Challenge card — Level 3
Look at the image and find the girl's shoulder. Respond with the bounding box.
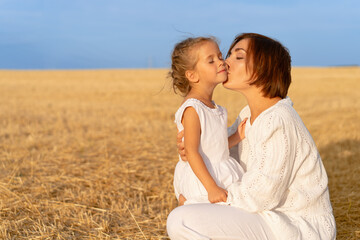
[174,98,204,125]
[176,98,224,114]
[175,98,202,117]
[174,98,226,125]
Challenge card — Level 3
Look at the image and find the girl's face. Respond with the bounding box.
[223,39,254,91]
[193,41,227,86]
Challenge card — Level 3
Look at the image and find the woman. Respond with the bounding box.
[167,33,336,239]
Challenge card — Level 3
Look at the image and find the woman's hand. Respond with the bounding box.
[177,131,187,161]
[178,194,187,206]
[208,185,228,203]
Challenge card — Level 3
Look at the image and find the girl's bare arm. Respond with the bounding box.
[228,118,247,149]
[182,107,227,203]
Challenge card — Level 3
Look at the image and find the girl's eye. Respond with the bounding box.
[209,60,214,63]
[236,57,244,60]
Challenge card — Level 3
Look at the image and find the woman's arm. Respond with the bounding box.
[176,131,186,161]
[182,107,228,203]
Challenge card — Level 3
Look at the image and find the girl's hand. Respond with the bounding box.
[237,118,248,141]
[177,131,187,161]
[178,194,187,206]
[208,185,228,203]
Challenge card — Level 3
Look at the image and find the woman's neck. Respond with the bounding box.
[244,89,282,125]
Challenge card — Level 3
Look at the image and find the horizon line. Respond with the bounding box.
[0,64,359,71]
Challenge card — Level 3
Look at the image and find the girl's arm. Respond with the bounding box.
[182,107,228,203]
[228,118,247,149]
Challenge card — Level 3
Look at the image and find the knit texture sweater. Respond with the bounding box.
[227,97,336,240]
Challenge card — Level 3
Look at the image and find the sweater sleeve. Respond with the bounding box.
[227,112,296,212]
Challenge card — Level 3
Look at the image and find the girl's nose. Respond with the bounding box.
[225,62,230,70]
[219,59,227,67]
[225,59,230,69]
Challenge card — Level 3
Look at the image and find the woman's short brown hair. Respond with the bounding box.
[227,33,291,98]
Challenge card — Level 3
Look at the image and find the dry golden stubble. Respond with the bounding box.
[0,67,359,239]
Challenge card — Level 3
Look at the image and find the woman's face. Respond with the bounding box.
[223,39,253,91]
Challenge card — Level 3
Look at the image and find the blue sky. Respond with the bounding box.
[0,0,359,69]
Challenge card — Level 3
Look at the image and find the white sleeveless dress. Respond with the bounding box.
[173,98,244,204]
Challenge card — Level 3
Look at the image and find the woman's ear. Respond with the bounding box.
[185,70,199,83]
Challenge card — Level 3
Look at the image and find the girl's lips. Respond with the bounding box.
[218,69,227,74]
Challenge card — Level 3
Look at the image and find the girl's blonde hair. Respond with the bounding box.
[169,37,217,96]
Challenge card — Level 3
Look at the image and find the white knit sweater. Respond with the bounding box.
[227,97,336,240]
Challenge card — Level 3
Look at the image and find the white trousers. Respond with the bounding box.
[167,203,276,240]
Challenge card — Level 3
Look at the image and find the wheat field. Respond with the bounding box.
[0,67,359,239]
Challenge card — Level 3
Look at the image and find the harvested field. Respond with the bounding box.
[0,67,359,239]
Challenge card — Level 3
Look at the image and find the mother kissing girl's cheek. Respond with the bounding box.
[168,33,336,240]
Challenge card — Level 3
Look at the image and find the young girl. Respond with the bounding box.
[169,37,246,204]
